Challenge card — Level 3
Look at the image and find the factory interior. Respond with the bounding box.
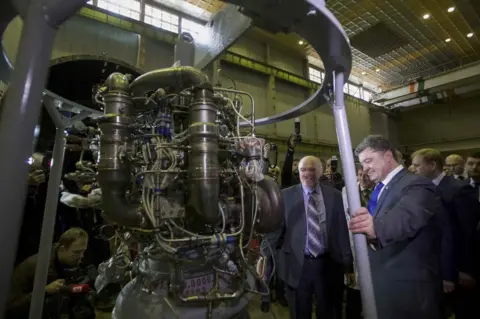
[1,0,480,318]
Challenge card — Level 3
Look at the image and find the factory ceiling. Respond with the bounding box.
[168,0,480,93]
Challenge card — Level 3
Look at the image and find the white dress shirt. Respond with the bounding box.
[378,165,404,199]
[469,177,480,201]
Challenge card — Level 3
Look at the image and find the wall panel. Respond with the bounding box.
[269,45,304,76]
[53,16,139,66]
[3,16,139,67]
[275,79,311,138]
[315,109,337,144]
[143,37,174,71]
[397,96,480,151]
[229,37,266,63]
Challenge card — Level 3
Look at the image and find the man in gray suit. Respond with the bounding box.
[262,156,353,319]
[350,135,443,319]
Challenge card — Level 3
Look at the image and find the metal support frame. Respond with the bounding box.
[0,1,87,316]
[28,101,66,319]
[193,3,252,70]
[333,72,377,319]
[375,61,480,106]
[27,98,95,319]
[174,32,195,67]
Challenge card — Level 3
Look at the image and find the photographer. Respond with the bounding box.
[325,156,345,191]
[281,118,302,189]
[16,152,51,265]
[8,227,96,319]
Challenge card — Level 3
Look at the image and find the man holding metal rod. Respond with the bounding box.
[350,135,443,319]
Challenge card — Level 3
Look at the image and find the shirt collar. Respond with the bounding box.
[470,178,477,187]
[302,183,320,195]
[381,165,404,186]
[432,172,445,186]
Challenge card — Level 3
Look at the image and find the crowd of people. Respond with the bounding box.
[261,134,480,319]
[10,131,480,319]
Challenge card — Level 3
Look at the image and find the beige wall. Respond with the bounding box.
[397,96,480,153]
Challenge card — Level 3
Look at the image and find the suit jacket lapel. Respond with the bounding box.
[374,170,407,218]
[294,184,307,249]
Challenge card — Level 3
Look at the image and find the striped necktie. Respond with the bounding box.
[307,191,326,256]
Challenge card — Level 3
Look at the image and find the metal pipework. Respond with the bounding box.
[187,88,220,224]
[97,72,144,227]
[214,87,255,135]
[129,66,212,96]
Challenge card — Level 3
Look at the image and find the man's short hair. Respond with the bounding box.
[411,148,443,171]
[58,227,88,248]
[468,152,480,159]
[293,158,300,163]
[354,135,397,161]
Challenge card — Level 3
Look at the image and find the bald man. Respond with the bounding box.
[445,154,466,180]
[262,156,353,319]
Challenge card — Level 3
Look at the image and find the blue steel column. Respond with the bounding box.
[0,0,87,317]
[332,71,378,319]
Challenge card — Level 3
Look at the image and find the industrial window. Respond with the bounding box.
[144,5,179,33]
[343,83,350,94]
[97,0,141,20]
[181,18,205,40]
[308,67,322,84]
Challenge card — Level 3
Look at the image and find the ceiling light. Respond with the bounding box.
[447,7,455,13]
[423,14,430,19]
[445,38,451,42]
[361,71,366,75]
[376,68,380,72]
[467,32,474,38]
[298,40,304,45]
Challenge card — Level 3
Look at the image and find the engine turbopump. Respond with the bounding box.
[89,67,283,319]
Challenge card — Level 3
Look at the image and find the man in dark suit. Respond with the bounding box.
[350,135,443,319]
[262,155,353,319]
[445,154,467,180]
[454,152,480,319]
[411,148,475,317]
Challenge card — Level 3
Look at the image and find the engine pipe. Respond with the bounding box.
[129,66,212,96]
[187,88,220,223]
[97,73,144,227]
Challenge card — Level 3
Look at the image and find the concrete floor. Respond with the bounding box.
[96,296,291,319]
